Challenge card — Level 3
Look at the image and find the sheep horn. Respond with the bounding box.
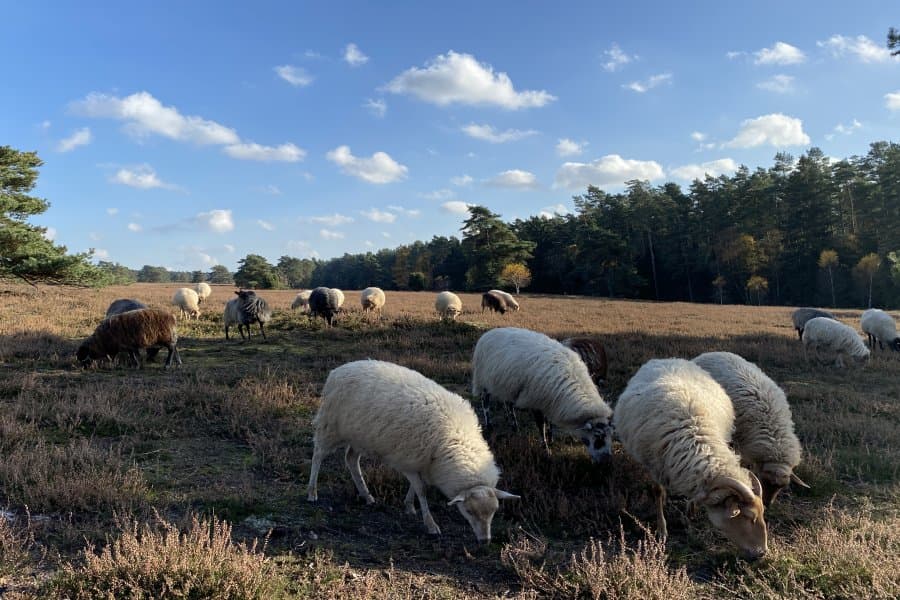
[790,472,811,489]
[710,476,757,504]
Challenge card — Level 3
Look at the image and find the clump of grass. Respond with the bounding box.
[49,512,287,600]
[0,510,39,581]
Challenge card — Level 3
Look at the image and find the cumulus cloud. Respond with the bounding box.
[257,219,274,231]
[275,65,314,86]
[602,43,635,72]
[343,43,369,66]
[387,204,421,217]
[110,165,179,190]
[56,127,92,152]
[756,74,795,94]
[486,169,539,189]
[462,123,538,143]
[724,113,810,148]
[825,118,862,140]
[360,208,396,223]
[127,222,142,232]
[754,41,806,65]
[224,244,235,253]
[326,145,408,183]
[304,213,354,226]
[441,201,473,214]
[623,73,672,93]
[320,228,345,240]
[554,155,665,190]
[539,203,570,219]
[670,158,739,180]
[223,142,305,162]
[818,34,894,63]
[451,174,473,186]
[197,209,234,233]
[384,50,556,109]
[364,98,387,117]
[556,138,585,157]
[691,131,707,142]
[885,91,900,111]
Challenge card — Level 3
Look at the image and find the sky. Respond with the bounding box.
[2,1,899,271]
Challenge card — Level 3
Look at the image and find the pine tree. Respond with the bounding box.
[461,206,534,290]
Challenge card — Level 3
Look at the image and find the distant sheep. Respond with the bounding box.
[802,316,869,368]
[615,358,767,559]
[692,351,808,505]
[307,360,520,543]
[860,308,900,351]
[791,307,835,340]
[105,299,148,318]
[223,290,272,340]
[194,282,212,304]
[291,290,312,312]
[309,287,342,327]
[560,337,608,386]
[471,327,613,462]
[481,291,508,315]
[360,287,386,314]
[435,291,462,320]
[172,288,201,320]
[77,308,182,369]
[489,290,519,311]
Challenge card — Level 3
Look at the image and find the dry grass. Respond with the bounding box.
[0,282,897,598]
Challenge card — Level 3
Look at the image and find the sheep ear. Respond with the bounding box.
[447,494,466,506]
[791,472,811,489]
[494,489,520,501]
[726,499,741,519]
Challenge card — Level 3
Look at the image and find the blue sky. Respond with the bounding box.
[3,1,899,271]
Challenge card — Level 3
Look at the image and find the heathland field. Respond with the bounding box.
[0,283,898,599]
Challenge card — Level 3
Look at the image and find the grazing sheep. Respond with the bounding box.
[471,327,613,463]
[692,351,808,505]
[333,289,345,310]
[194,282,212,304]
[309,287,342,327]
[105,298,148,318]
[291,290,312,312]
[802,316,869,368]
[223,290,272,340]
[860,308,900,351]
[307,360,520,542]
[360,287,386,314]
[77,308,182,369]
[435,291,463,321]
[560,337,608,386]
[172,288,201,320]
[791,307,836,340]
[481,291,508,315]
[615,358,767,559]
[489,290,519,311]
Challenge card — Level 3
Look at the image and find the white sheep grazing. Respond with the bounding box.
[435,291,463,320]
[291,290,312,312]
[471,327,613,462]
[360,287,386,314]
[615,358,767,559]
[692,351,808,505]
[307,360,520,542]
[194,282,212,305]
[172,288,201,320]
[802,317,870,368]
[860,309,900,352]
[489,290,519,311]
[333,288,345,310]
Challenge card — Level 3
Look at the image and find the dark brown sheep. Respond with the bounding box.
[76,308,182,368]
[481,291,508,315]
[560,336,608,386]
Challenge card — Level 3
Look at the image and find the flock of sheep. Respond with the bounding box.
[73,286,899,559]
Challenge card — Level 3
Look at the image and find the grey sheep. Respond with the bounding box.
[481,291,508,315]
[224,290,272,340]
[309,287,342,327]
[791,307,835,340]
[105,298,148,317]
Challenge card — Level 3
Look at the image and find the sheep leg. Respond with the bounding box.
[258,320,267,341]
[344,446,375,504]
[479,392,491,430]
[533,410,552,456]
[404,484,417,515]
[403,472,440,535]
[655,484,668,540]
[131,350,143,369]
[307,445,326,502]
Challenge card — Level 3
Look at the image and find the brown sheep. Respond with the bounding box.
[481,291,508,315]
[561,336,608,386]
[76,308,182,369]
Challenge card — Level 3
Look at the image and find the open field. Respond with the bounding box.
[0,283,898,598]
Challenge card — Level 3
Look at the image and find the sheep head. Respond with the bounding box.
[448,485,520,544]
[701,471,768,560]
[575,419,613,464]
[758,462,809,506]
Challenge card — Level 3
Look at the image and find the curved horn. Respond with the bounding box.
[747,471,764,499]
[790,472,811,489]
[710,476,757,504]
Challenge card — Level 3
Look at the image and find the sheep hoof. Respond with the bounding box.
[364,495,376,505]
[307,493,318,502]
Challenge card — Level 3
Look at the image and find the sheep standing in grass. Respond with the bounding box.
[172,288,201,320]
[435,291,462,321]
[223,290,272,340]
[802,316,869,368]
[105,299,148,317]
[791,308,835,340]
[194,282,212,305]
[615,358,767,559]
[360,287,386,314]
[77,308,182,369]
[291,290,312,312]
[560,337,608,386]
[309,287,342,327]
[692,351,808,505]
[489,290,519,311]
[333,289,345,311]
[861,309,900,351]
[307,360,520,543]
[481,291,508,315]
[471,327,613,462]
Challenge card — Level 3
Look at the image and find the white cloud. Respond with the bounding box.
[305,213,354,226]
[42,227,57,241]
[382,231,391,238]
[825,118,862,140]
[257,219,274,231]
[343,43,369,66]
[451,175,473,186]
[360,208,396,223]
[691,131,707,142]
[754,42,806,65]
[556,138,585,157]
[71,91,240,145]
[223,142,305,162]
[260,184,282,195]
[92,248,110,260]
[602,43,635,72]
[364,98,387,117]
[726,51,745,60]
[326,145,408,183]
[885,91,900,111]
[197,209,234,233]
[462,123,538,143]
[40,120,52,131]
[539,203,570,219]
[224,244,235,253]
[106,208,119,216]
[127,222,142,232]
[421,188,454,201]
[818,34,894,63]
[670,158,739,180]
[486,169,539,189]
[110,165,178,190]
[387,205,421,217]
[384,50,556,109]
[275,65,313,87]
[724,113,810,148]
[554,155,665,190]
[623,73,672,93]
[56,127,92,152]
[441,201,473,214]
[320,228,345,240]
[756,74,795,94]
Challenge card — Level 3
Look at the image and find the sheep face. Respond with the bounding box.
[890,338,900,352]
[703,473,768,560]
[75,340,105,366]
[448,485,520,544]
[576,420,613,464]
